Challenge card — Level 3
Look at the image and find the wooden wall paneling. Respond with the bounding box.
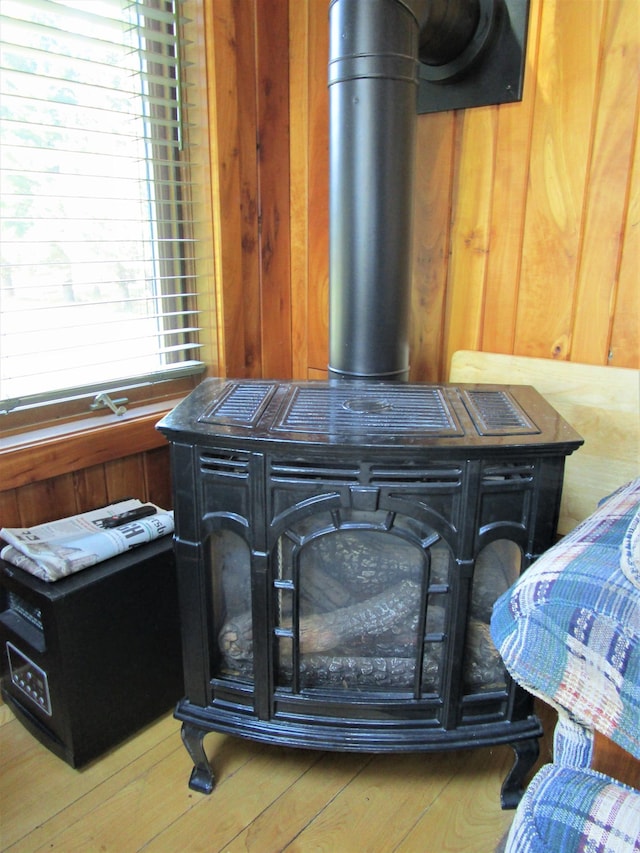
[571,0,640,365]
[1,411,169,493]
[230,0,262,378]
[409,111,455,383]
[306,0,330,376]
[609,123,640,368]
[480,0,542,356]
[16,475,79,528]
[443,107,497,372]
[288,0,329,379]
[514,0,605,360]
[208,0,261,378]
[0,451,172,534]
[289,1,310,379]
[0,490,20,530]
[104,456,146,505]
[291,0,639,376]
[143,446,174,510]
[256,0,293,379]
[72,465,109,515]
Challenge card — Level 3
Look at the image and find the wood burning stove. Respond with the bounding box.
[157,0,571,808]
[157,378,582,806]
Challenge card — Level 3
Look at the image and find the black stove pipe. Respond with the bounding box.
[328,0,424,382]
[327,0,495,381]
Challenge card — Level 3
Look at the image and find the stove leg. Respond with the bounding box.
[181,722,215,794]
[501,737,540,809]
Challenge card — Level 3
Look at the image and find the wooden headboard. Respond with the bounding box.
[449,351,640,536]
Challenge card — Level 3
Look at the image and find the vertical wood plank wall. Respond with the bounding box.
[2,0,638,529]
[0,446,173,530]
[288,0,639,380]
[206,0,292,380]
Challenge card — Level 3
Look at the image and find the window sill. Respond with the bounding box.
[0,399,181,492]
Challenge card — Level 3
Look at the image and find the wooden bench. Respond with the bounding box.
[449,350,639,536]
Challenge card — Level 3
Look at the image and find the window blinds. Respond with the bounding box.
[0,0,203,415]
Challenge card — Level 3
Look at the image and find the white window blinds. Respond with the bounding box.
[0,0,204,416]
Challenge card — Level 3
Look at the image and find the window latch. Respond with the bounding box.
[90,392,128,417]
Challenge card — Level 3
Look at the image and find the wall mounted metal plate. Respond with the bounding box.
[417,0,530,114]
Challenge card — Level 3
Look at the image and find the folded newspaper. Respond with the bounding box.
[0,499,174,582]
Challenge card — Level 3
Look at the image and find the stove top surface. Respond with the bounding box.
[197,380,540,437]
[158,379,584,454]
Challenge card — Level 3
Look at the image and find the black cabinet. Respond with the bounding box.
[0,536,182,767]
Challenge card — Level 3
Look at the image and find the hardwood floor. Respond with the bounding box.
[0,699,554,853]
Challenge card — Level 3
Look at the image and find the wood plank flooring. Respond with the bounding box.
[0,699,554,853]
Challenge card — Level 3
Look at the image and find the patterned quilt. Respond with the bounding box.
[491,477,640,760]
[504,764,640,853]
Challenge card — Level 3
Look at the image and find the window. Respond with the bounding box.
[0,0,211,430]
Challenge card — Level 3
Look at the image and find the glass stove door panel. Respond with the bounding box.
[462,539,522,697]
[211,530,254,683]
[422,541,450,695]
[273,509,453,699]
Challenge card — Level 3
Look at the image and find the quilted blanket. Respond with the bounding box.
[491,477,640,760]
[504,764,640,853]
